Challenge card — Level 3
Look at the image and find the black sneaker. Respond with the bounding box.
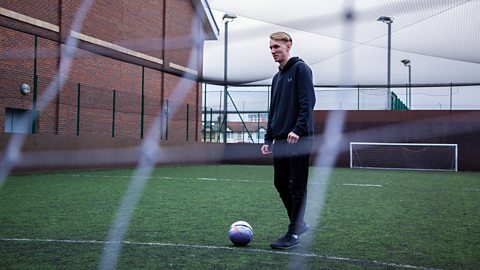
[297,223,310,236]
[270,234,300,249]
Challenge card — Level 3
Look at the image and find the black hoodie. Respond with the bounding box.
[264,57,316,144]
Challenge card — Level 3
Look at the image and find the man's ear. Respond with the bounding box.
[286,42,292,50]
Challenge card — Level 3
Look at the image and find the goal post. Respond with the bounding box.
[350,142,458,171]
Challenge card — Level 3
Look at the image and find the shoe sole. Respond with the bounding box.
[270,242,300,250]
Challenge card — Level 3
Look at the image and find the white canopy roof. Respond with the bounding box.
[203,0,480,86]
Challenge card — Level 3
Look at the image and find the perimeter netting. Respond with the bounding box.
[350,142,458,171]
[2,1,480,270]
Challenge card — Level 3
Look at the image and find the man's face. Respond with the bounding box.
[269,39,291,64]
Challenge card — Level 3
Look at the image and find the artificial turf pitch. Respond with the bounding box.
[0,165,479,269]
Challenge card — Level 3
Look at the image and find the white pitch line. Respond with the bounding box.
[196,177,266,183]
[64,174,269,183]
[0,237,441,270]
[342,183,383,187]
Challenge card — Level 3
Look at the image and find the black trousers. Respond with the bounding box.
[272,138,312,235]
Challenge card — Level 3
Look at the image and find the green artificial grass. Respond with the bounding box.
[0,165,478,269]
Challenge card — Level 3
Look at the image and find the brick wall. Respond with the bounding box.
[0,27,35,130]
[0,0,206,143]
[0,0,60,26]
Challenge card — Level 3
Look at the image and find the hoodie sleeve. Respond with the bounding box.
[292,62,316,136]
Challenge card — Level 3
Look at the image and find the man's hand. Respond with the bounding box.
[261,144,272,155]
[287,132,299,144]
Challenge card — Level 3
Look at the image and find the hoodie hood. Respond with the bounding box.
[279,56,303,73]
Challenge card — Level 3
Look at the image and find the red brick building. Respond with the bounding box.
[0,0,218,142]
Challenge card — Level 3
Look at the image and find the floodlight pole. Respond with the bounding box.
[401,59,412,109]
[407,63,411,108]
[378,16,393,110]
[408,63,411,108]
[222,13,236,143]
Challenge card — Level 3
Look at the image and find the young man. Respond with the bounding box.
[261,31,316,249]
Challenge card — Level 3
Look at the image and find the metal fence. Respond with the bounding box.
[202,83,480,143]
[3,73,198,142]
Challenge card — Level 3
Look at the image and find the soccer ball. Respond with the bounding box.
[228,221,253,246]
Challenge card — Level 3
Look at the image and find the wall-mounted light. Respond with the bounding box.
[21,83,31,95]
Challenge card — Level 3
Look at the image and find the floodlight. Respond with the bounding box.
[401,59,411,66]
[222,13,237,22]
[377,16,393,24]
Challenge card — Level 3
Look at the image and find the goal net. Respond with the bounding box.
[350,142,458,171]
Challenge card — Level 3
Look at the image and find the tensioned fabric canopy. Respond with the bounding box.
[203,0,480,86]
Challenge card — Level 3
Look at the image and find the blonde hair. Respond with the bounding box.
[270,32,292,43]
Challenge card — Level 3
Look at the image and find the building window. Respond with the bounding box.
[5,108,32,134]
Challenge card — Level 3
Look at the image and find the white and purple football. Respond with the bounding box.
[228,221,253,246]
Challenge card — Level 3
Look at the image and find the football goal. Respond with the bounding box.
[350,142,458,171]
